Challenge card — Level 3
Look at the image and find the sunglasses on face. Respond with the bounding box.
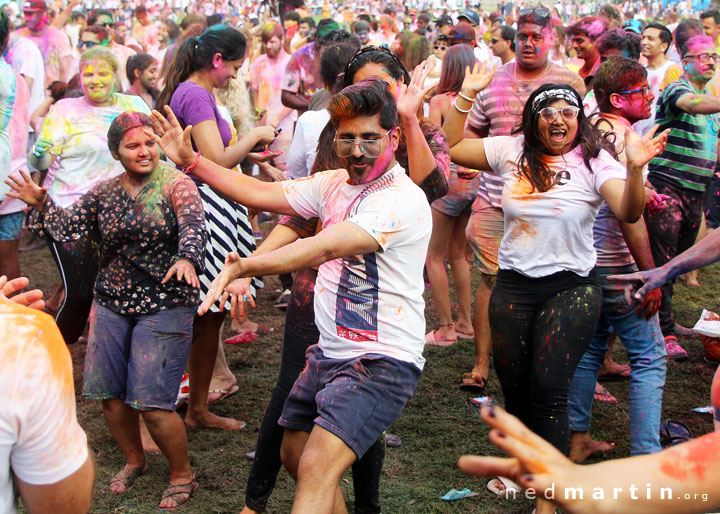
[433,45,447,50]
[684,52,720,63]
[334,129,393,158]
[538,105,580,122]
[617,86,653,98]
[78,40,99,49]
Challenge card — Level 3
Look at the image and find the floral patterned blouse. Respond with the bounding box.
[28,162,206,315]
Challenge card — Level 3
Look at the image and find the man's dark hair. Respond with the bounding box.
[206,14,223,27]
[300,16,315,28]
[418,13,431,23]
[321,42,359,94]
[496,25,516,51]
[644,22,672,54]
[328,76,397,131]
[70,11,85,23]
[700,9,720,24]
[283,10,300,23]
[164,19,180,41]
[317,29,359,51]
[674,19,705,53]
[134,5,147,16]
[593,57,647,112]
[517,7,552,29]
[87,8,112,26]
[596,28,641,60]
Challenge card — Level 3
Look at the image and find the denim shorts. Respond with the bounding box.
[279,345,422,458]
[0,211,23,241]
[83,301,195,411]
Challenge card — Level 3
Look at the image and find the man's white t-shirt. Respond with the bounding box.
[282,164,432,370]
[1,299,88,514]
[484,136,627,278]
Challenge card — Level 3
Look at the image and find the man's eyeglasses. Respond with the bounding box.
[77,40,99,49]
[684,52,720,64]
[538,106,580,122]
[617,86,653,98]
[334,129,393,158]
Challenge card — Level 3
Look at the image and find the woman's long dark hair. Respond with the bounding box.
[436,44,476,96]
[515,83,614,193]
[156,24,246,112]
[342,45,411,88]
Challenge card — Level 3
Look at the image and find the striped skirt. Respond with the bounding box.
[198,183,263,313]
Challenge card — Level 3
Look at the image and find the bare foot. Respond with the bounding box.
[231,317,259,333]
[139,418,161,455]
[569,434,616,463]
[185,410,246,430]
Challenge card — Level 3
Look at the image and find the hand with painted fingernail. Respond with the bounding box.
[225,277,255,319]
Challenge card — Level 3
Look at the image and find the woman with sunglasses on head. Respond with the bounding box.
[444,66,668,514]
[425,44,480,347]
[28,47,149,345]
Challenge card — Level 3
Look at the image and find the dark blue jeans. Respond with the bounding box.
[244,267,384,513]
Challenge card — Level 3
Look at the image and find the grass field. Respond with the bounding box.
[17,229,720,514]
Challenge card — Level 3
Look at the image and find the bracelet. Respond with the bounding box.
[458,92,475,103]
[453,98,472,114]
[183,152,201,174]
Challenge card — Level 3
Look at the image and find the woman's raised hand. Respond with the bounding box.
[460,61,496,99]
[147,106,197,168]
[397,59,437,120]
[4,169,47,209]
[624,125,670,170]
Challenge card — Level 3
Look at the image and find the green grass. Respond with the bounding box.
[17,232,720,514]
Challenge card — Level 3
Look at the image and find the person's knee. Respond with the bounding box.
[140,408,171,426]
[280,434,303,477]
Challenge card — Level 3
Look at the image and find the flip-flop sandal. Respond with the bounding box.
[454,322,474,340]
[207,384,239,404]
[487,476,521,495]
[425,329,456,347]
[659,420,692,447]
[109,463,147,493]
[459,371,486,393]
[224,331,259,345]
[598,365,631,381]
[385,433,402,448]
[160,478,199,510]
[594,384,618,404]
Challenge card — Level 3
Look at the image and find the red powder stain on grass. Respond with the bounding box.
[658,432,720,481]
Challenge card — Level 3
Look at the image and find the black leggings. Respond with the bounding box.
[244,267,384,513]
[48,234,101,344]
[489,269,602,453]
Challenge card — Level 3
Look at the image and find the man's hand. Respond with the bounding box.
[634,287,662,319]
[0,276,45,311]
[607,267,670,305]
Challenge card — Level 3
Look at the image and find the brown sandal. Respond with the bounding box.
[159,478,199,510]
[109,463,147,493]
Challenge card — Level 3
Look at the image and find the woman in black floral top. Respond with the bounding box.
[6,112,206,510]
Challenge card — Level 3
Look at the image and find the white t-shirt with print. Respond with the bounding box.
[282,164,432,370]
[1,299,89,514]
[484,136,626,278]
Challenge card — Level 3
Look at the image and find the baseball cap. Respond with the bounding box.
[449,23,476,42]
[435,14,453,26]
[458,9,480,26]
[22,0,47,11]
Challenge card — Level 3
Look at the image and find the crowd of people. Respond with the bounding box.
[1,0,720,512]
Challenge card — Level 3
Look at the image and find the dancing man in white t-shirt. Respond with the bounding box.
[150,77,432,514]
